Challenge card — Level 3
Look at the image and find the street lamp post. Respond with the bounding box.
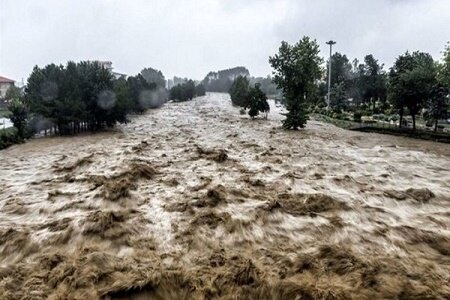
[326,40,336,109]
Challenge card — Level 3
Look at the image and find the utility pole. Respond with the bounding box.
[326,40,336,109]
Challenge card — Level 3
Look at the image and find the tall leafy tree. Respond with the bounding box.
[269,37,323,129]
[127,74,156,112]
[112,77,132,123]
[330,82,348,112]
[361,55,387,111]
[427,83,448,132]
[327,52,353,103]
[440,43,450,90]
[25,63,65,130]
[140,67,166,88]
[389,51,436,130]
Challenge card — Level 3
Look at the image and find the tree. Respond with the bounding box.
[127,74,156,112]
[169,80,197,102]
[362,55,387,111]
[245,83,270,119]
[112,77,132,123]
[427,83,448,132]
[5,86,22,101]
[440,43,450,90]
[330,82,348,112]
[326,52,352,94]
[8,98,28,138]
[229,76,250,107]
[389,51,436,130]
[140,67,166,88]
[195,84,206,96]
[269,37,323,129]
[24,61,132,135]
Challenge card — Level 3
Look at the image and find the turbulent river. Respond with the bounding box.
[0,93,449,299]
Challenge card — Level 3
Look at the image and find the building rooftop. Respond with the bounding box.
[0,76,15,83]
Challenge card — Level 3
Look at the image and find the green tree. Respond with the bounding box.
[389,51,436,130]
[25,63,65,131]
[327,53,352,107]
[245,83,270,119]
[229,75,250,107]
[427,83,448,132]
[196,84,206,96]
[269,37,323,129]
[140,67,166,88]
[127,74,156,112]
[330,82,348,112]
[8,98,28,138]
[112,77,132,123]
[169,80,197,102]
[24,61,129,135]
[5,86,22,101]
[362,55,387,111]
[440,43,450,90]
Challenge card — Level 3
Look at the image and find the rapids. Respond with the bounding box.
[0,93,449,299]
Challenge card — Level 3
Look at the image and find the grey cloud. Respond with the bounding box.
[0,0,448,82]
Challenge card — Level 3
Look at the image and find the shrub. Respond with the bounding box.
[390,114,399,122]
[335,113,345,120]
[0,127,23,150]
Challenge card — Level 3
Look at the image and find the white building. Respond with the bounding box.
[95,61,126,79]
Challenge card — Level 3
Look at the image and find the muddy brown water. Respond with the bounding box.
[0,93,449,299]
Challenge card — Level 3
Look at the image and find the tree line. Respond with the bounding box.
[310,44,450,131]
[7,62,168,138]
[229,38,450,131]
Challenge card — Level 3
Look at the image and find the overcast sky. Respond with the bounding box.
[1,0,449,82]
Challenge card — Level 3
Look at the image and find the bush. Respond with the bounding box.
[390,114,399,122]
[372,114,386,121]
[354,112,362,122]
[0,128,23,150]
[335,113,345,120]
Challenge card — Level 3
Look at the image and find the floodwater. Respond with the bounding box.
[0,93,449,299]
